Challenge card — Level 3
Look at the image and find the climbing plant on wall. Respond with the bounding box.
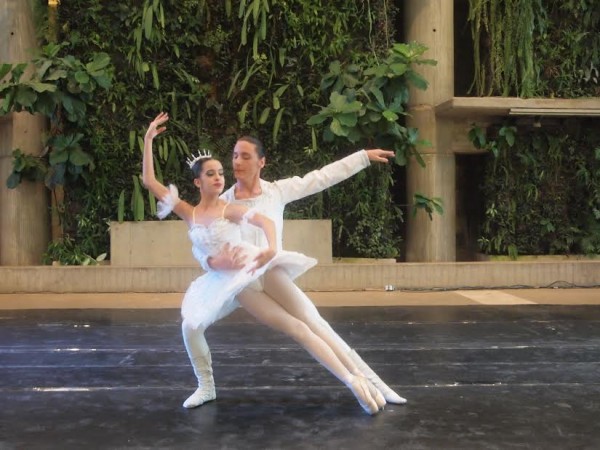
[306,42,439,257]
[1,43,113,189]
[467,0,600,257]
[470,121,600,257]
[16,0,420,261]
[468,0,600,97]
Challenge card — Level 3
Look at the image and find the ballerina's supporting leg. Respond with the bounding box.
[262,268,404,405]
[181,321,217,408]
[236,286,381,415]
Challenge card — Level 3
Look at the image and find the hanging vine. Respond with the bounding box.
[468,0,543,97]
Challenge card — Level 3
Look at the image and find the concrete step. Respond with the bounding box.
[1,260,598,294]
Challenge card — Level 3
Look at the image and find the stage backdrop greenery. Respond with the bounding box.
[2,0,599,263]
[2,0,443,263]
[467,0,600,257]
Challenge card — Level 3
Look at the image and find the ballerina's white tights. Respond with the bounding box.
[235,268,384,414]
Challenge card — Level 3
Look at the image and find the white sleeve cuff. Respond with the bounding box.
[156,184,181,219]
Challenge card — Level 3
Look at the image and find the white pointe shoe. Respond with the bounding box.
[347,375,379,415]
[364,378,386,410]
[183,383,216,409]
[349,349,407,405]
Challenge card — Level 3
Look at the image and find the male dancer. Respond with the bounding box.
[182,136,407,408]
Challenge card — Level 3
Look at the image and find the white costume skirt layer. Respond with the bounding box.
[181,245,317,330]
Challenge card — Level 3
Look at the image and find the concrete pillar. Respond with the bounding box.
[0,0,49,265]
[404,0,456,262]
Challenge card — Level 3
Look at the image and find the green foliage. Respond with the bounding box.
[470,120,600,257]
[15,1,412,260]
[53,0,407,259]
[412,194,444,221]
[534,0,600,97]
[42,235,107,266]
[468,0,600,97]
[0,42,112,123]
[0,42,114,188]
[468,0,542,96]
[307,42,435,164]
[305,41,442,255]
[5,149,47,188]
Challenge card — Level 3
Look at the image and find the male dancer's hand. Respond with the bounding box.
[366,149,395,163]
[248,248,276,275]
[207,243,246,271]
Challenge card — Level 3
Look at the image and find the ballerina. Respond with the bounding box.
[142,112,385,415]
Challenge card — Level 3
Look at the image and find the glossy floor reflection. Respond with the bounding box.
[1,305,599,449]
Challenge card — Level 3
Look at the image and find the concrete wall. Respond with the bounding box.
[109,219,333,266]
[2,261,598,294]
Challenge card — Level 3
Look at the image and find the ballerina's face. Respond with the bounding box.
[194,159,225,194]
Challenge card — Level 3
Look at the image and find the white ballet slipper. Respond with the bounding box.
[183,383,216,409]
[184,354,216,408]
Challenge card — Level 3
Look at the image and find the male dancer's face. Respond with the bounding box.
[232,139,265,186]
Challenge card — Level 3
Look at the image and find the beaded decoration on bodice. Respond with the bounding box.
[188,218,245,264]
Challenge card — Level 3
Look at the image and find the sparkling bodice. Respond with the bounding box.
[188,218,251,265]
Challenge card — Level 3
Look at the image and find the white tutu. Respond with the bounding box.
[157,185,317,329]
[182,242,316,330]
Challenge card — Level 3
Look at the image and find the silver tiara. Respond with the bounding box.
[186,149,212,169]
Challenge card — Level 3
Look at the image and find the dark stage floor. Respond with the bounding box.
[1,304,599,449]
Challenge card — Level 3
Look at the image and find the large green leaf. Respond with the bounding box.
[395,149,407,166]
[346,128,362,143]
[36,59,53,80]
[342,72,360,88]
[259,106,271,124]
[330,118,348,137]
[337,112,358,127]
[15,86,36,107]
[329,91,362,113]
[9,63,27,82]
[389,62,407,76]
[69,147,93,166]
[405,71,428,90]
[0,63,13,80]
[306,113,328,126]
[25,81,56,93]
[45,68,68,81]
[382,110,399,122]
[272,107,285,143]
[49,148,69,165]
[143,5,154,40]
[74,70,90,85]
[369,86,385,108]
[86,53,111,73]
[1,88,15,113]
[6,172,21,189]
